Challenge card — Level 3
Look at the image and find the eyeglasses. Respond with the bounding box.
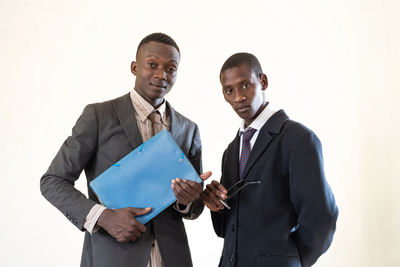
[219,179,261,210]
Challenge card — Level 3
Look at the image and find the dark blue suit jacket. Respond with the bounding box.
[212,110,338,267]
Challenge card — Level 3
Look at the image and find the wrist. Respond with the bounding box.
[97,208,112,228]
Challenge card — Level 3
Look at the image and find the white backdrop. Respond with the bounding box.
[1,0,399,266]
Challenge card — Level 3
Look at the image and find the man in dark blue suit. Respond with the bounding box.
[201,53,338,267]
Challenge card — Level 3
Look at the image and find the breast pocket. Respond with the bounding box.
[256,254,301,267]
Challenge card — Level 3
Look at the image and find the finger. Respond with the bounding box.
[173,179,195,196]
[206,183,227,199]
[171,184,181,200]
[211,180,228,194]
[175,178,196,192]
[179,179,203,194]
[172,180,193,200]
[202,189,222,205]
[129,207,152,216]
[200,171,212,181]
[127,218,147,234]
[172,182,194,205]
[126,230,141,243]
[118,231,133,243]
[131,230,142,240]
[201,191,225,210]
[134,222,147,233]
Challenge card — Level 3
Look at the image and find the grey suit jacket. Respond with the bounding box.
[41,93,203,267]
[212,110,338,267]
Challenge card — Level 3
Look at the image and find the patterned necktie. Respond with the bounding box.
[239,128,257,179]
[148,110,163,136]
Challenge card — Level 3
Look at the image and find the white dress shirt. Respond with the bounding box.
[239,103,276,158]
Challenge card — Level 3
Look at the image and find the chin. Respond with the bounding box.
[150,92,165,100]
[236,112,250,121]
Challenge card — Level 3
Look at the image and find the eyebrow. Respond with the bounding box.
[145,55,179,65]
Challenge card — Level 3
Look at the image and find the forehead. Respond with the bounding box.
[137,41,180,64]
[220,63,257,86]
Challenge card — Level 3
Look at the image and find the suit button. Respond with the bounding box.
[232,224,235,232]
[229,253,234,262]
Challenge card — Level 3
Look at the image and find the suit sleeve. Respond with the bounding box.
[289,131,338,266]
[40,104,99,231]
[211,149,228,238]
[182,124,204,220]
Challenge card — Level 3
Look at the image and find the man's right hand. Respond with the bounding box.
[200,180,228,212]
[97,207,151,243]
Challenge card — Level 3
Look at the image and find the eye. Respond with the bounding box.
[242,83,249,89]
[223,88,233,95]
[147,62,157,68]
[167,67,176,73]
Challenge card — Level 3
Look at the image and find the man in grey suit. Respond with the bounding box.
[201,53,338,266]
[41,33,211,267]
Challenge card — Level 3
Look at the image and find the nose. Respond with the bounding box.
[154,66,167,80]
[233,90,246,103]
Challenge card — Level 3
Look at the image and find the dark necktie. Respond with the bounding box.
[148,110,163,136]
[239,128,257,179]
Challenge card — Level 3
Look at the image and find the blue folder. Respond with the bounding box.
[90,130,201,224]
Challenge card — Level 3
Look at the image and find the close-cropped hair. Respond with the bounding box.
[220,52,263,77]
[136,32,180,56]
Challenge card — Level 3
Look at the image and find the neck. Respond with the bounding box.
[134,88,164,109]
[151,99,164,109]
[244,101,269,128]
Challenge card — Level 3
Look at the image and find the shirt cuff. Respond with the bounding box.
[173,202,192,214]
[84,204,107,234]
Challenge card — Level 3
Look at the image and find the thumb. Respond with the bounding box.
[130,207,152,216]
[200,171,212,181]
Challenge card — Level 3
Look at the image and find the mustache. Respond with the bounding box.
[234,105,250,111]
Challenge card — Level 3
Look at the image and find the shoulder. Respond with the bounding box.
[89,93,129,108]
[83,93,130,116]
[280,118,322,151]
[284,119,315,137]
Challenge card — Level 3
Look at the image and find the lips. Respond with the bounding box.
[149,83,167,89]
[235,106,250,113]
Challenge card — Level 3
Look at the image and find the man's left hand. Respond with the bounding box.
[171,171,212,206]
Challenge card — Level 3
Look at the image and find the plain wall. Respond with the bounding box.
[1,0,399,266]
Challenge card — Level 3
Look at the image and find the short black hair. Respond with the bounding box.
[220,52,263,78]
[136,32,180,56]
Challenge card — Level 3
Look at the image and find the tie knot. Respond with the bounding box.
[148,110,163,136]
[242,128,257,142]
[148,110,162,124]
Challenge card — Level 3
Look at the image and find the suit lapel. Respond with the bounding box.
[226,132,241,187]
[112,93,143,149]
[166,101,183,145]
[241,110,289,179]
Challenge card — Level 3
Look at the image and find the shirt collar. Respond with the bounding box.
[239,102,276,134]
[130,89,167,123]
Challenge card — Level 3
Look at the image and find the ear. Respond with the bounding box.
[260,73,268,91]
[131,61,137,76]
